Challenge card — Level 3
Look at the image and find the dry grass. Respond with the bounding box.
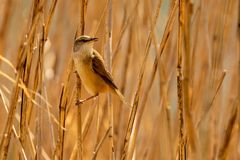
[0,0,239,159]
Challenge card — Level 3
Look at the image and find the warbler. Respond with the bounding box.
[73,35,129,106]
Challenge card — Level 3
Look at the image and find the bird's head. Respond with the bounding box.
[73,35,98,52]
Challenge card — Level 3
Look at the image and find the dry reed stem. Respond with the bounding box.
[126,1,179,159]
[197,70,226,126]
[93,99,101,158]
[81,103,98,140]
[69,144,78,160]
[120,32,151,160]
[0,74,20,159]
[112,0,139,70]
[143,30,171,159]
[158,46,173,160]
[116,23,134,159]
[20,48,33,147]
[0,3,50,154]
[0,81,60,127]
[142,30,167,160]
[217,105,237,160]
[120,0,164,158]
[43,86,56,155]
[73,104,101,157]
[208,1,232,158]
[70,100,100,160]
[55,84,66,160]
[208,71,226,110]
[105,0,115,159]
[125,1,162,159]
[19,0,44,150]
[60,61,75,159]
[76,73,83,160]
[53,59,73,159]
[16,2,42,71]
[0,71,37,105]
[210,1,229,88]
[0,85,27,159]
[157,4,179,147]
[92,126,111,160]
[190,4,201,96]
[23,0,59,157]
[146,56,174,160]
[45,0,58,37]
[181,0,196,153]
[237,0,240,153]
[62,0,87,158]
[0,80,59,130]
[75,0,87,159]
[17,2,48,152]
[177,0,185,159]
[0,55,17,73]
[158,0,178,57]
[0,85,52,159]
[144,0,178,140]
[36,20,46,159]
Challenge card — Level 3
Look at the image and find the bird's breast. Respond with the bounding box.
[73,56,107,95]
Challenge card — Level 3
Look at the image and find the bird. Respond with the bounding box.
[73,35,129,106]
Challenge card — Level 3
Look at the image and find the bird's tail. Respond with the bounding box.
[114,88,132,107]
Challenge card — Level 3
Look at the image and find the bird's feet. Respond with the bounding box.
[75,99,84,105]
[75,94,99,106]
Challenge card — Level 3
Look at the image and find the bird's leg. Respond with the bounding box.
[75,93,99,105]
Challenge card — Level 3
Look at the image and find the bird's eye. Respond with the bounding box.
[81,39,88,42]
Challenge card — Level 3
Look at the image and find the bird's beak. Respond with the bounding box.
[90,37,98,42]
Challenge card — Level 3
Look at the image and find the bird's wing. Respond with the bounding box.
[91,50,118,90]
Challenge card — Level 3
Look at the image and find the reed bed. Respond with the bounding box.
[0,0,239,159]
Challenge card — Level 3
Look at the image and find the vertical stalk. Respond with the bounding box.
[20,0,44,152]
[177,0,185,159]
[0,75,20,160]
[36,23,45,160]
[106,0,114,159]
[36,0,58,157]
[237,0,240,133]
[76,0,86,159]
[123,0,167,159]
[56,85,66,160]
[182,0,195,152]
[237,0,240,153]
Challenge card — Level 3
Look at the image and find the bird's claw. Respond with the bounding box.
[75,99,84,105]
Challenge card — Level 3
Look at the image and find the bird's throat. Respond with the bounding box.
[73,45,93,60]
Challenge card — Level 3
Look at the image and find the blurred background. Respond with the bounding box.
[0,0,239,159]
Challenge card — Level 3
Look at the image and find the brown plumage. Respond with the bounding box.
[73,35,130,106]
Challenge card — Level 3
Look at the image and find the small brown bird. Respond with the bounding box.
[73,35,129,105]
